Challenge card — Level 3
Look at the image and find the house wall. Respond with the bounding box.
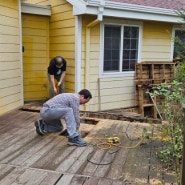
[22,13,50,100]
[81,16,174,111]
[49,0,75,92]
[21,1,175,112]
[24,0,76,93]
[142,21,173,61]
[22,0,50,6]
[82,16,136,111]
[0,1,22,115]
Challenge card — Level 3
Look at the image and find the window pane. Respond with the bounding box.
[103,25,121,72]
[122,26,139,71]
[173,30,185,58]
[130,50,138,59]
[122,59,129,71]
[123,39,131,49]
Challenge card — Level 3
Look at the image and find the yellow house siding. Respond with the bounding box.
[22,0,78,93]
[81,16,137,111]
[0,0,22,115]
[84,19,175,111]
[141,21,173,61]
[49,0,75,92]
[82,17,135,111]
[23,0,50,6]
[83,17,176,111]
[22,14,49,100]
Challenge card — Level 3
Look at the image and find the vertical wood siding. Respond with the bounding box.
[0,1,22,115]
[22,14,49,100]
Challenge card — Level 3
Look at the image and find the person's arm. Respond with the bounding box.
[57,71,66,87]
[50,74,58,94]
[71,98,80,130]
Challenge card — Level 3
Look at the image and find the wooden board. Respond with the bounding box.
[0,109,176,184]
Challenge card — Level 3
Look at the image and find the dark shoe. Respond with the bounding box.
[59,129,69,136]
[34,119,46,136]
[68,135,87,147]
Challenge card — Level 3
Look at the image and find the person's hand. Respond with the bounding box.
[57,81,62,87]
[54,87,58,95]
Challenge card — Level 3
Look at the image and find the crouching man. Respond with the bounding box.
[34,89,92,147]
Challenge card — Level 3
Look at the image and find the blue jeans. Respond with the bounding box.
[40,107,79,138]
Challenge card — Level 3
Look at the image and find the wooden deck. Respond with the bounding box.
[0,109,176,185]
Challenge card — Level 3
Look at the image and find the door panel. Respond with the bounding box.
[22,14,49,100]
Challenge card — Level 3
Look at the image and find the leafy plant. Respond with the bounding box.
[148,80,185,184]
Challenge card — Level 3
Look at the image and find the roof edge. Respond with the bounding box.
[67,0,184,23]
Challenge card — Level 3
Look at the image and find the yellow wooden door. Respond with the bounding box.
[22,13,49,101]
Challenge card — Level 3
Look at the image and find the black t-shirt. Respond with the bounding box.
[48,57,67,76]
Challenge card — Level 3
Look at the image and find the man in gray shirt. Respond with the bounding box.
[35,89,92,147]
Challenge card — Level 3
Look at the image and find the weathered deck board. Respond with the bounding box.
[0,109,176,185]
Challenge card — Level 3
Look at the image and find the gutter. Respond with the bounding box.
[67,0,184,23]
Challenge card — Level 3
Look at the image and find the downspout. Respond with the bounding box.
[85,1,104,111]
[75,16,82,93]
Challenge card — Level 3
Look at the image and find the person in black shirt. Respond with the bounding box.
[48,56,67,98]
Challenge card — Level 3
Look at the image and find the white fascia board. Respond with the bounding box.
[103,8,184,23]
[21,3,51,16]
[68,0,184,23]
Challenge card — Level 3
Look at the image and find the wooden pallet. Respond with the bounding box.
[135,61,176,119]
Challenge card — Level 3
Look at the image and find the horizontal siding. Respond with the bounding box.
[23,36,48,43]
[0,61,20,71]
[50,19,75,29]
[141,21,173,61]
[91,77,136,111]
[0,35,20,43]
[0,99,22,114]
[85,20,174,112]
[23,27,48,36]
[0,53,20,61]
[0,0,22,115]
[50,43,75,51]
[1,85,21,99]
[23,0,50,6]
[0,25,19,35]
[0,44,20,52]
[50,27,75,36]
[1,93,21,107]
[0,15,19,27]
[49,0,75,93]
[0,69,21,80]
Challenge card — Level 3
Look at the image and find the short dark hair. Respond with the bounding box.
[55,56,63,66]
[78,89,92,99]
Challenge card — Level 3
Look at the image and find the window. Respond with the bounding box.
[173,29,185,58]
[103,24,139,73]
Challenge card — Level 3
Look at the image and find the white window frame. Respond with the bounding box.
[100,18,143,78]
[171,26,185,60]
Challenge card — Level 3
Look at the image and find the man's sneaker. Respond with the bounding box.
[59,129,69,137]
[34,119,46,136]
[68,135,87,147]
